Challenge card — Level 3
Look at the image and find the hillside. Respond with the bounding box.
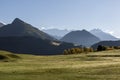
[61,30,100,46]
[0,36,79,55]
[90,29,118,41]
[0,50,20,62]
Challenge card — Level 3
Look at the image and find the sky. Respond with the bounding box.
[0,0,120,37]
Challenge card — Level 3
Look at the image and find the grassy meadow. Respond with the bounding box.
[0,50,120,80]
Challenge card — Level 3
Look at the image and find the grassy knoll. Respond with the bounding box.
[0,50,120,80]
[0,51,20,62]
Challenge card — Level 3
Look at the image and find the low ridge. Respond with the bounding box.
[91,40,120,50]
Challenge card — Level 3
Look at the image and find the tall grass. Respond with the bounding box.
[0,50,120,80]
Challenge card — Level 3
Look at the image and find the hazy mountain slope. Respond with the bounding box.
[43,29,70,39]
[61,30,100,46]
[90,29,118,41]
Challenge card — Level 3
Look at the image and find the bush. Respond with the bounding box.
[97,45,107,51]
[114,46,120,49]
[63,47,93,55]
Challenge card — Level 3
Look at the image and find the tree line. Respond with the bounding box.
[63,47,93,55]
[63,45,120,55]
[97,45,120,51]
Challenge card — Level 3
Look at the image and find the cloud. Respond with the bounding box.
[0,21,6,25]
[107,31,114,35]
[105,30,114,35]
[41,27,46,30]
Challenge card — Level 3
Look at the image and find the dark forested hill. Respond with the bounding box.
[0,36,79,55]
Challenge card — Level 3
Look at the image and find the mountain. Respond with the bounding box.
[0,18,55,40]
[60,30,100,47]
[43,29,70,39]
[91,40,120,50]
[0,22,5,27]
[90,29,118,41]
[52,35,62,40]
[0,18,79,55]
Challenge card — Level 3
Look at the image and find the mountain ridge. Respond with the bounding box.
[90,29,118,41]
[0,18,55,40]
[61,30,100,46]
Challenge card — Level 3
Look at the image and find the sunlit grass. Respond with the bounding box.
[0,50,120,80]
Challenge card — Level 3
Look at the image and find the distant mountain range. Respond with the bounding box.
[43,28,118,42]
[0,22,4,27]
[42,29,70,39]
[90,29,118,41]
[60,30,100,47]
[0,18,79,55]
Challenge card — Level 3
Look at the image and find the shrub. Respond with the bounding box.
[63,47,93,55]
[97,45,107,51]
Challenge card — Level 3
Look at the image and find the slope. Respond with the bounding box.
[90,29,118,41]
[0,18,55,40]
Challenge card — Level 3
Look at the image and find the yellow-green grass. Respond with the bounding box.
[0,51,20,62]
[0,50,120,80]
